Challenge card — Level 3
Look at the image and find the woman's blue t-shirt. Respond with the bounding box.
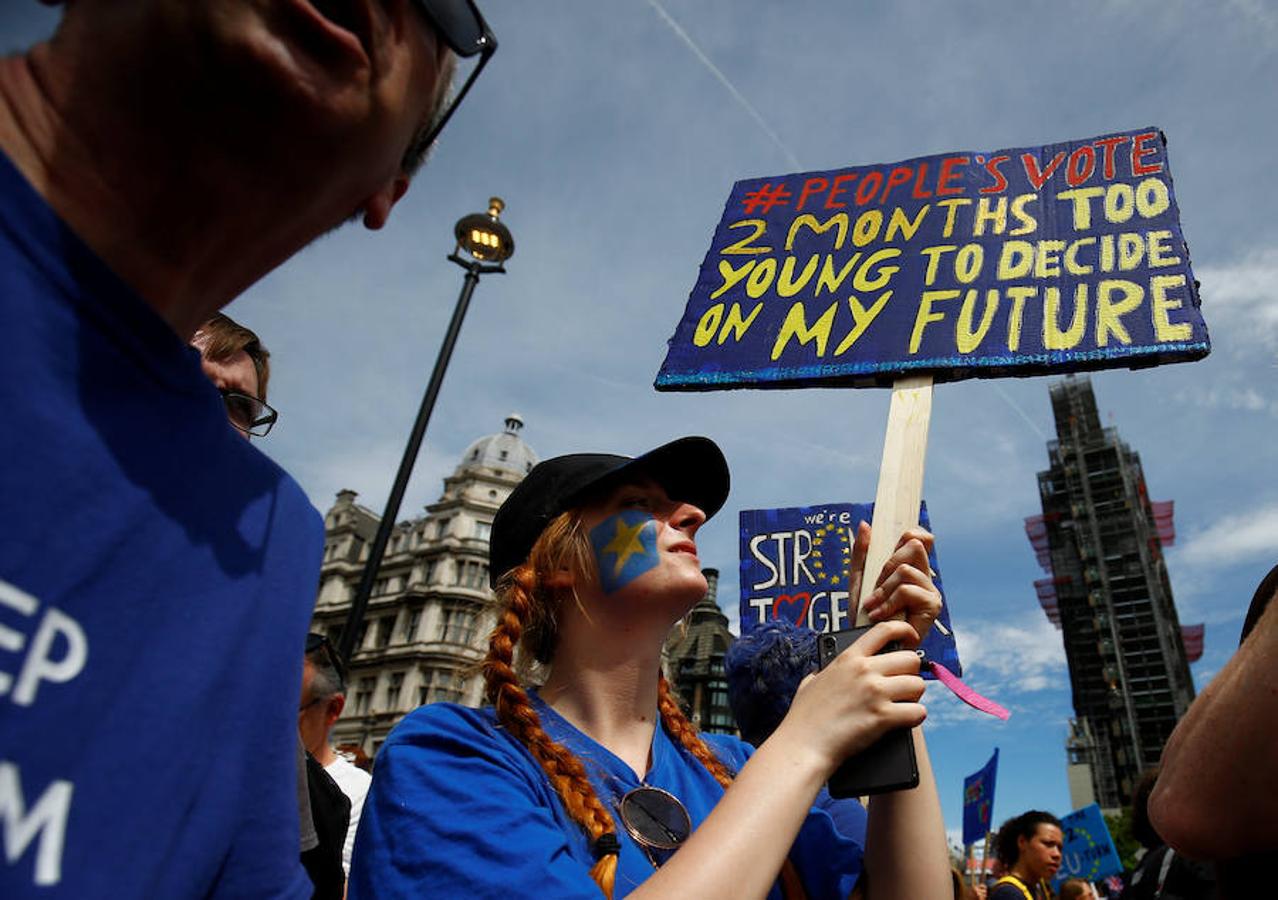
[349,696,865,898]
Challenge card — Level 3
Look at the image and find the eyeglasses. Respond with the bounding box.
[305,632,348,690]
[409,0,497,155]
[617,786,691,869]
[219,389,278,438]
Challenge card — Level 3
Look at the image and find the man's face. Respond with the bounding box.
[198,349,258,398]
[298,659,331,757]
[130,0,452,225]
[197,349,259,439]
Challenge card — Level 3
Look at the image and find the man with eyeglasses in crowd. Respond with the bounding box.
[0,0,496,895]
[190,310,354,898]
[192,313,279,439]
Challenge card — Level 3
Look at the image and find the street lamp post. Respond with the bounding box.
[338,198,515,663]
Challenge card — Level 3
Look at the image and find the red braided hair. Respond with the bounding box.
[483,515,619,896]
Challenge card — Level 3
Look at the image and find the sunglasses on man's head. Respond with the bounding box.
[305,632,347,689]
[415,0,494,56]
[409,0,497,152]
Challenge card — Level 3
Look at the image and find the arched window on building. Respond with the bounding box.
[353,678,375,715]
[386,672,405,710]
[402,607,422,642]
[439,604,478,645]
[419,667,465,706]
[455,560,488,589]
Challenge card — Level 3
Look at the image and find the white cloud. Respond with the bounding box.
[1197,248,1278,345]
[289,440,458,519]
[955,614,1067,691]
[799,439,876,475]
[722,598,741,635]
[1173,500,1278,569]
[917,613,1071,728]
[1173,383,1278,418]
[925,686,1001,726]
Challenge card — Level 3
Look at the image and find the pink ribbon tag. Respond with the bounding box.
[922,655,1010,721]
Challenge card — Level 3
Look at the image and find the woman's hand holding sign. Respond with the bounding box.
[780,620,926,772]
[851,522,943,644]
[772,522,942,775]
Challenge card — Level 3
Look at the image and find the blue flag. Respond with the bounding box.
[962,748,999,847]
[1056,803,1124,888]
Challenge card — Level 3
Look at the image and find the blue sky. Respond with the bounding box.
[8,0,1278,852]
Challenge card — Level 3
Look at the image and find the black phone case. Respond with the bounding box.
[817,626,920,797]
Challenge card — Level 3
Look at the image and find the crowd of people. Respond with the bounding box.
[0,1,1273,898]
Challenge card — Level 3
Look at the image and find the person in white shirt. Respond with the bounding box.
[300,633,372,877]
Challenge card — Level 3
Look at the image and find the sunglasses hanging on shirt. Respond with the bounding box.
[616,786,691,869]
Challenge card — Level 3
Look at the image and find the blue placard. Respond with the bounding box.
[962,748,999,847]
[1056,804,1124,887]
[738,501,960,677]
[656,127,1208,390]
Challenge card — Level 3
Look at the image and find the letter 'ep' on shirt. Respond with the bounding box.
[0,151,322,897]
[348,697,866,899]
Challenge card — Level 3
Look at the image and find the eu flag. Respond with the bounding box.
[962,748,999,847]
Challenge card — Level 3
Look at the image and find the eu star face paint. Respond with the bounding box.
[589,509,661,595]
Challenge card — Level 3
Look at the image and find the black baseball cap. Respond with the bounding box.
[489,436,730,587]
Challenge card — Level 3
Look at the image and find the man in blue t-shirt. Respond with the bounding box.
[0,1,497,894]
[191,312,349,898]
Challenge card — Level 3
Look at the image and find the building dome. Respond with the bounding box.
[456,414,539,478]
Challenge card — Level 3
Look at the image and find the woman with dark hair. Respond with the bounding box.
[990,810,1063,900]
[349,437,950,898]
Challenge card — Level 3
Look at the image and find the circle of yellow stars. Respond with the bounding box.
[1068,824,1101,880]
[810,523,852,585]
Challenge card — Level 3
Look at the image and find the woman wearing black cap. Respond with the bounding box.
[349,436,949,899]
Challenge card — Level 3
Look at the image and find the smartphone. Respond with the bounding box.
[817,625,920,797]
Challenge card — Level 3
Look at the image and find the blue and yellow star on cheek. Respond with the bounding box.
[589,509,661,595]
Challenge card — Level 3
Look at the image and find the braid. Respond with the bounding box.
[657,676,808,900]
[657,675,733,787]
[483,562,619,897]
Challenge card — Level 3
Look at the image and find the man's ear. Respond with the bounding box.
[325,693,346,729]
[362,173,411,230]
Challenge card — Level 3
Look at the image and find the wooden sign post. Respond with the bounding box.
[854,374,934,624]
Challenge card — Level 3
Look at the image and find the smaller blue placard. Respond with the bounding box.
[738,500,960,677]
[1055,803,1124,887]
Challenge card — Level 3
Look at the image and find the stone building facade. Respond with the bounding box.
[309,415,537,756]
